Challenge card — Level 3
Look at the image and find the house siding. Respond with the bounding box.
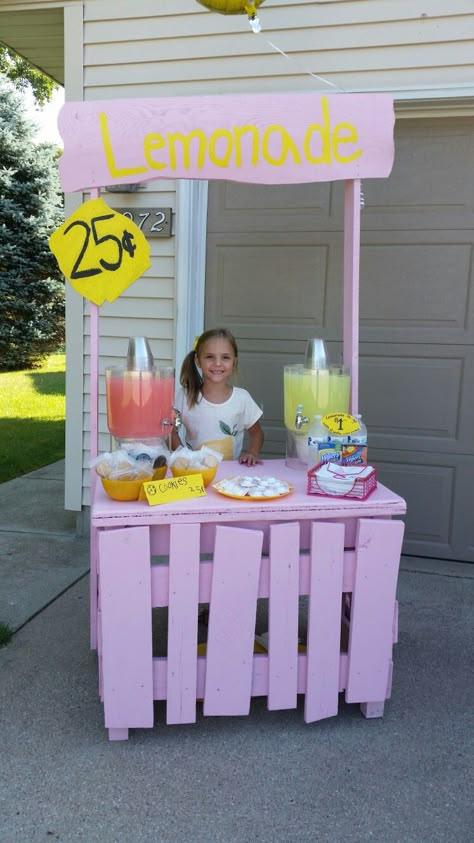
[2,0,474,508]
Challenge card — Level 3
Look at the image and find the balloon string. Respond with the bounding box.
[265,39,346,93]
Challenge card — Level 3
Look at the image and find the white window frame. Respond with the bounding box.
[175,179,209,380]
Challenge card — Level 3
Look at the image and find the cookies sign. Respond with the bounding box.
[142,474,207,506]
[49,198,151,305]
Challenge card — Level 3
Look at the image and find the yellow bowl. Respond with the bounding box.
[101,476,144,501]
[170,464,218,487]
[152,465,167,480]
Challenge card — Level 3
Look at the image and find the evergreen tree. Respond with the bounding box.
[0,76,64,370]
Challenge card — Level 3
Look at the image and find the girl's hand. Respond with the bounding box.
[242,421,264,465]
[239,451,263,466]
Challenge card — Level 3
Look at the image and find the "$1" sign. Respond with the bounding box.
[49,198,151,305]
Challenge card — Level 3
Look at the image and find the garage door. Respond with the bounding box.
[205,117,474,563]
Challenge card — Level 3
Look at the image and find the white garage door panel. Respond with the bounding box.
[238,350,288,455]
[360,242,472,332]
[374,451,474,563]
[205,231,343,341]
[205,118,474,561]
[207,180,342,232]
[359,345,474,455]
[219,245,328,322]
[363,118,474,230]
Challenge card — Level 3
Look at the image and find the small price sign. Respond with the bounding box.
[142,473,207,506]
[322,413,360,435]
[49,198,151,306]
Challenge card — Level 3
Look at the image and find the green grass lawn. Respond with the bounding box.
[0,353,65,483]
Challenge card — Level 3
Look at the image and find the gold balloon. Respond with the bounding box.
[196,0,265,16]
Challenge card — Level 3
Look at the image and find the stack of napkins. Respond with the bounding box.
[313,463,375,498]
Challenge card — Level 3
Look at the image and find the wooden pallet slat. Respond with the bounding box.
[166,523,201,725]
[304,521,345,723]
[267,522,300,710]
[99,526,154,732]
[346,518,405,705]
[203,526,263,716]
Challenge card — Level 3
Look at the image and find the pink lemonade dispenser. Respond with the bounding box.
[105,337,178,441]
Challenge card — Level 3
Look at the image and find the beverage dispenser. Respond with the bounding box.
[105,337,181,444]
[284,339,350,468]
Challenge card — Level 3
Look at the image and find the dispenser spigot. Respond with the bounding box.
[172,407,182,432]
[295,403,309,430]
[163,407,182,432]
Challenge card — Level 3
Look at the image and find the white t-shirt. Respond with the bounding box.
[174,386,262,460]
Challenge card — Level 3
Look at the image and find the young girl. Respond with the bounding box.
[172,328,264,465]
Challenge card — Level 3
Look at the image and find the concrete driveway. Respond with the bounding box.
[0,463,473,842]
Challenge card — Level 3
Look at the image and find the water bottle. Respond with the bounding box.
[342,413,368,465]
[307,415,338,469]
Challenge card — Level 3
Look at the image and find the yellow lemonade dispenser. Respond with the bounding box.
[284,340,351,468]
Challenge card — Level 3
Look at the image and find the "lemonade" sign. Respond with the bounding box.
[58,92,395,193]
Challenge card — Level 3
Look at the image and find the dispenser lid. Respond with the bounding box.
[303,338,329,370]
[126,336,155,371]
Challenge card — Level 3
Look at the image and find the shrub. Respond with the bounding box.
[0,77,65,370]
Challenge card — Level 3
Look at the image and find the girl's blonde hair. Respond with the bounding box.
[180,328,238,408]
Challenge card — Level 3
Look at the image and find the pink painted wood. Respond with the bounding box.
[99,525,154,737]
[346,518,405,706]
[92,461,406,739]
[153,652,349,702]
[90,523,99,650]
[304,521,345,723]
[88,186,100,651]
[267,522,300,710]
[58,93,395,193]
[73,90,402,740]
[166,523,200,725]
[203,526,263,716]
[91,461,406,528]
[343,179,360,415]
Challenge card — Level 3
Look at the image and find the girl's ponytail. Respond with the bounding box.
[180,350,202,407]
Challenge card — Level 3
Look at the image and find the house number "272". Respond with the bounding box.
[116,207,172,237]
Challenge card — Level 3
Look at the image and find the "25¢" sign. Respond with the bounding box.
[49,198,151,306]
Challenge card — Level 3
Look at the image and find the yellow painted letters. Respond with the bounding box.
[99,113,147,178]
[332,122,362,163]
[168,130,207,169]
[262,125,302,166]
[208,129,233,168]
[144,133,167,169]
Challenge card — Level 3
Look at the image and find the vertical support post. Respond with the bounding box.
[89,188,100,647]
[343,179,361,415]
[88,187,100,461]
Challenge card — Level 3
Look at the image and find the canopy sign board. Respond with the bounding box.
[58,92,395,193]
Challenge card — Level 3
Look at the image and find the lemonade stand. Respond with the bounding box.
[53,90,406,740]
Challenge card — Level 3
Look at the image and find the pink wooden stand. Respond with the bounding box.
[92,460,405,741]
[55,92,404,740]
